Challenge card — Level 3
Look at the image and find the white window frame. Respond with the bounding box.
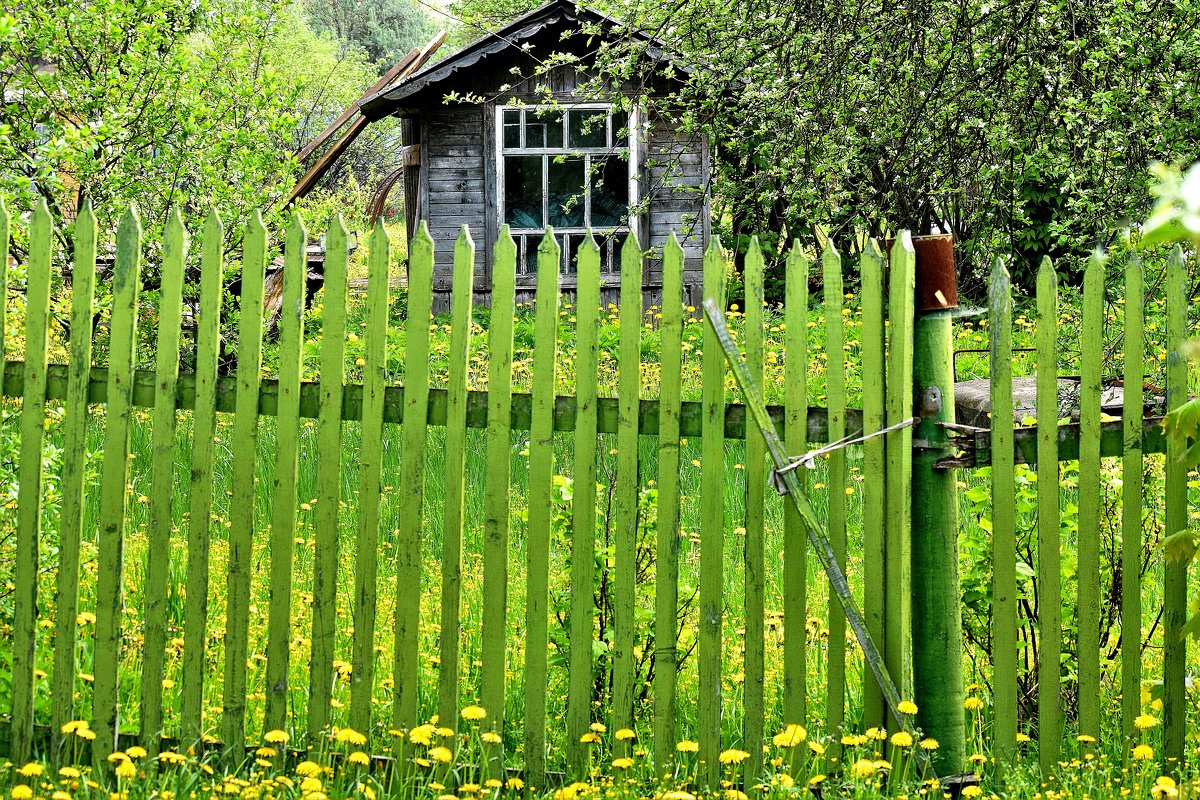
[494,102,640,276]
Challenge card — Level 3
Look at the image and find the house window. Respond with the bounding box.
[497,104,635,276]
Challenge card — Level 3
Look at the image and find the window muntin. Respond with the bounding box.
[498,105,633,275]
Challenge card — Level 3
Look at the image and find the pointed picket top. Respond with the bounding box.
[822,236,840,270]
[581,228,601,258]
[665,231,684,264]
[32,195,53,242]
[288,210,308,245]
[204,207,224,241]
[327,213,348,254]
[76,198,96,234]
[863,237,883,263]
[455,223,473,252]
[704,234,724,265]
[620,229,642,270]
[746,236,763,287]
[165,207,189,263]
[989,256,1011,308]
[496,225,516,266]
[411,218,434,261]
[539,226,561,261]
[1038,254,1057,286]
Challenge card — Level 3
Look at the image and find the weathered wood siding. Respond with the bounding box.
[645,111,708,306]
[422,108,488,310]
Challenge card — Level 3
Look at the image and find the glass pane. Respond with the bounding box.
[590,156,629,228]
[540,110,564,148]
[526,120,545,148]
[611,110,628,145]
[503,108,522,149]
[505,156,543,228]
[569,110,607,148]
[564,234,582,275]
[548,157,585,228]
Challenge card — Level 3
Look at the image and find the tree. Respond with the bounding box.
[302,0,439,68]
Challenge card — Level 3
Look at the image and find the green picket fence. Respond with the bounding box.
[0,200,1192,784]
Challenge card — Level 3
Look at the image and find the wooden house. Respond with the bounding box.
[359,0,710,308]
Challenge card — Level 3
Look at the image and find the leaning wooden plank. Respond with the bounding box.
[309,218,350,740]
[93,207,143,764]
[480,228,517,774]
[698,238,726,787]
[51,202,98,760]
[1120,252,1144,742]
[1035,256,1061,772]
[436,227,475,726]
[140,209,188,757]
[222,212,269,756]
[1162,246,1187,763]
[394,222,435,736]
[567,235,601,777]
[1076,251,1104,743]
[782,243,809,727]
[611,234,642,748]
[743,237,766,784]
[652,233,685,768]
[264,214,308,738]
[823,240,847,736]
[12,199,54,765]
[182,211,224,745]
[295,32,446,162]
[523,230,561,791]
[989,258,1018,771]
[860,241,886,728]
[884,234,916,710]
[704,300,928,779]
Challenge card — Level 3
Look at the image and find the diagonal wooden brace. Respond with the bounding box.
[703,299,933,779]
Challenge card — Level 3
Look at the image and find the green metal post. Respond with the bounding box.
[910,236,965,777]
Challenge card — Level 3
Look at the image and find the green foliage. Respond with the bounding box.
[0,0,302,239]
[303,0,439,67]
[550,0,1200,289]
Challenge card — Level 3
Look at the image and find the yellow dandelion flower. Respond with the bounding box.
[59,767,82,779]
[53,792,72,800]
[675,740,699,753]
[968,753,987,764]
[772,724,806,748]
[335,728,368,747]
[265,730,290,744]
[12,786,33,800]
[662,792,696,800]
[300,777,323,793]
[429,746,453,764]
[485,780,503,789]
[256,747,277,758]
[17,764,44,778]
[1016,732,1031,743]
[612,757,634,769]
[963,697,985,711]
[1077,734,1096,744]
[808,741,826,755]
[114,761,138,779]
[126,746,147,759]
[1135,714,1159,730]
[461,706,487,721]
[589,722,606,733]
[890,732,914,748]
[615,728,636,741]
[719,749,750,764]
[348,752,370,766]
[409,725,436,746]
[920,738,940,751]
[296,761,322,777]
[962,787,982,799]
[853,759,876,778]
[809,775,826,786]
[579,732,601,744]
[506,778,524,790]
[482,731,502,744]
[897,700,918,715]
[724,791,748,800]
[1133,744,1154,761]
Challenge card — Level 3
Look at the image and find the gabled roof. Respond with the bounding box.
[360,0,675,119]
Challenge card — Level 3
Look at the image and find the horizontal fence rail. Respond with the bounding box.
[0,199,1193,788]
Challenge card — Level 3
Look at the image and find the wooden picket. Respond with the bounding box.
[1,203,1195,788]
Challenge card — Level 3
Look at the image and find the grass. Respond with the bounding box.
[2,249,1200,799]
